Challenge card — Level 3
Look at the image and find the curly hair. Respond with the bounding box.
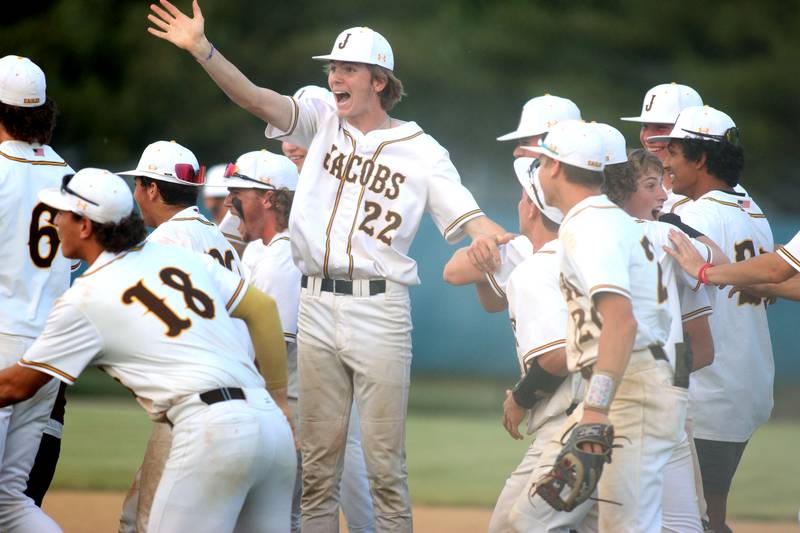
[679,138,744,187]
[269,188,294,231]
[0,99,57,145]
[73,211,147,253]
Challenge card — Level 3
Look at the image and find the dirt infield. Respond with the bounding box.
[43,490,795,532]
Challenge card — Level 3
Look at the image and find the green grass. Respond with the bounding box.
[51,396,799,522]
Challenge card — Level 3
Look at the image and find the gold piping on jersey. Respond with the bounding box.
[168,217,215,226]
[19,359,76,383]
[225,278,246,311]
[536,250,557,254]
[0,149,68,167]
[589,283,631,297]
[682,306,712,321]
[344,130,424,278]
[486,271,505,298]
[322,129,357,278]
[268,236,291,247]
[285,96,300,137]
[444,209,483,238]
[749,213,767,219]
[521,339,567,364]
[777,246,800,270]
[79,245,144,278]
[561,204,621,226]
[284,332,297,339]
[702,197,744,209]
[222,232,246,244]
[670,197,691,213]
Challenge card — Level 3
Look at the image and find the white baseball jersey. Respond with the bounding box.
[776,230,800,272]
[505,239,583,433]
[636,219,712,366]
[664,190,691,214]
[218,211,248,249]
[266,97,483,285]
[485,235,534,298]
[0,141,73,340]
[249,231,301,399]
[19,242,265,420]
[147,206,245,278]
[558,195,671,372]
[679,189,774,441]
[242,239,268,277]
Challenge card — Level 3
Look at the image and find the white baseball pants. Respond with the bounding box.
[146,387,296,533]
[510,350,686,533]
[297,281,413,533]
[0,333,62,533]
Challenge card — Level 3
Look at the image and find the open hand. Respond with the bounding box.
[502,389,526,440]
[663,229,706,279]
[467,232,514,273]
[147,0,209,59]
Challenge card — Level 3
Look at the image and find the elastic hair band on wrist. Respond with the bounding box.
[697,262,713,285]
[197,43,215,64]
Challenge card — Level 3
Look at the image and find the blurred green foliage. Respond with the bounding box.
[3,0,799,208]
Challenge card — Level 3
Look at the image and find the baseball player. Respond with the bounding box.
[649,106,774,533]
[484,158,591,533]
[603,147,721,533]
[148,5,507,531]
[444,94,581,312]
[224,149,375,532]
[116,140,260,532]
[0,54,71,533]
[667,228,800,301]
[0,168,296,532]
[201,163,229,224]
[509,120,681,532]
[621,83,703,214]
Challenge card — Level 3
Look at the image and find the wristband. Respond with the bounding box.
[697,262,713,285]
[197,43,215,64]
[584,371,618,413]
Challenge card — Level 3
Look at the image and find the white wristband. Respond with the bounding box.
[585,371,618,413]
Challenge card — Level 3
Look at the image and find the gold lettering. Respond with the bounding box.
[329,153,346,180]
[345,155,362,183]
[385,172,405,200]
[368,164,391,195]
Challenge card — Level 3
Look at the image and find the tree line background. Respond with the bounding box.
[4,0,799,379]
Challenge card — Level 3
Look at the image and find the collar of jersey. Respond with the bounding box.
[560,193,617,227]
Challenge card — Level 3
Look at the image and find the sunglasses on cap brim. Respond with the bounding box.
[525,160,548,212]
[223,163,275,189]
[170,163,206,184]
[61,173,100,206]
[680,127,741,146]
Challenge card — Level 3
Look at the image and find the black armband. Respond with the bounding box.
[658,213,704,239]
[511,358,567,409]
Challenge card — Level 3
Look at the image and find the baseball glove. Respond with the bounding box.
[533,423,615,512]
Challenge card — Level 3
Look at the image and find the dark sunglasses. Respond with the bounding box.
[223,163,275,189]
[61,174,99,206]
[526,159,548,211]
[681,126,741,146]
[171,163,206,184]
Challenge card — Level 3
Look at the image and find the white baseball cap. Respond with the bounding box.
[590,122,628,164]
[497,94,581,141]
[293,85,336,107]
[647,105,738,144]
[119,140,205,186]
[514,157,564,224]
[38,168,134,224]
[203,164,228,198]
[523,120,605,171]
[620,83,703,124]
[312,27,394,70]
[0,55,46,108]
[224,150,298,191]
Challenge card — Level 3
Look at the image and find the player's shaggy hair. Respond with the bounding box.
[254,187,294,231]
[137,176,199,208]
[679,138,744,187]
[72,211,147,253]
[0,99,57,145]
[368,65,405,111]
[603,150,662,207]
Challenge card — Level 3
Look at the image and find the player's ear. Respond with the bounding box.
[261,190,274,209]
[693,151,708,171]
[78,215,93,239]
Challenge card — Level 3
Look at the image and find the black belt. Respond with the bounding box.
[301,275,386,296]
[580,345,669,380]
[199,387,245,405]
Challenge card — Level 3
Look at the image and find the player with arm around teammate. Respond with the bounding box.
[0,168,296,532]
[443,94,581,313]
[0,54,73,533]
[509,121,681,532]
[147,4,506,530]
[650,106,774,533]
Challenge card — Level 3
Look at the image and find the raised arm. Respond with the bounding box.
[147,0,293,129]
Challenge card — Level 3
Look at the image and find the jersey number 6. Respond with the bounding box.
[122,267,215,337]
[29,203,61,268]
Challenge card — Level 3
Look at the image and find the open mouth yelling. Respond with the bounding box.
[334,91,351,105]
